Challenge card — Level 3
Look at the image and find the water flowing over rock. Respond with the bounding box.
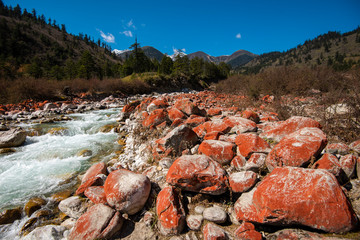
[156,186,185,236]
[104,169,151,215]
[166,155,228,195]
[234,167,358,233]
[0,128,26,148]
[68,203,123,240]
[266,127,327,172]
[260,116,322,142]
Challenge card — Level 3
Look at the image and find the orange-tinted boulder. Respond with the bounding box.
[142,109,168,128]
[241,110,260,123]
[229,171,258,193]
[156,186,185,236]
[174,98,205,116]
[204,131,223,140]
[312,153,345,181]
[234,222,262,240]
[147,98,168,112]
[166,155,228,195]
[81,162,107,185]
[104,169,151,215]
[234,167,358,233]
[207,108,222,116]
[203,223,227,240]
[84,186,107,204]
[244,153,267,172]
[76,174,106,196]
[326,143,350,155]
[68,204,123,240]
[122,100,140,113]
[231,155,247,170]
[184,115,207,127]
[198,140,236,165]
[266,127,327,172]
[168,108,186,121]
[235,133,271,158]
[260,116,322,142]
[223,116,257,134]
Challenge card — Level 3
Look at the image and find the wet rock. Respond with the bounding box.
[166,155,228,195]
[186,215,203,230]
[156,125,198,155]
[203,206,227,224]
[20,225,68,240]
[266,127,327,172]
[229,171,258,193]
[47,127,68,135]
[339,154,357,178]
[0,128,26,148]
[24,197,47,217]
[77,149,92,157]
[99,123,118,132]
[260,116,322,142]
[234,221,262,240]
[156,186,185,236]
[84,186,107,204]
[234,167,358,233]
[0,207,22,225]
[234,133,271,158]
[198,140,236,165]
[51,189,72,203]
[68,203,124,240]
[104,169,151,215]
[0,148,15,154]
[203,222,227,240]
[58,196,87,219]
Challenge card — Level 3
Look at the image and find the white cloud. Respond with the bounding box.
[121,30,133,37]
[99,30,115,43]
[236,33,241,39]
[127,19,136,29]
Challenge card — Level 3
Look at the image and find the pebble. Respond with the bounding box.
[203,206,227,224]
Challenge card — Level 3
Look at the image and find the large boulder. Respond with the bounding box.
[156,186,185,236]
[166,155,228,195]
[235,133,271,158]
[198,140,236,165]
[21,225,68,240]
[58,196,88,219]
[260,116,322,142]
[84,186,107,204]
[174,98,205,116]
[224,116,257,134]
[266,127,327,172]
[142,109,168,128]
[234,167,358,233]
[68,204,123,240]
[104,169,151,215]
[0,128,26,148]
[156,125,198,155]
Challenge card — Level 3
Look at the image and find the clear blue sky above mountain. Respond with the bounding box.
[4,0,360,56]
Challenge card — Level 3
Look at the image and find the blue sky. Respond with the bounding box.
[3,0,360,56]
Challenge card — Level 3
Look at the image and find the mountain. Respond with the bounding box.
[242,28,360,73]
[114,46,164,62]
[187,50,257,68]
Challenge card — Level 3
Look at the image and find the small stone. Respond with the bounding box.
[203,222,227,240]
[186,215,203,230]
[194,205,205,214]
[203,206,227,224]
[229,171,258,193]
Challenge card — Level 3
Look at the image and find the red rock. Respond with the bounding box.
[266,228,334,240]
[349,140,360,153]
[198,140,236,165]
[203,119,233,134]
[241,110,260,123]
[174,98,205,116]
[223,116,257,134]
[245,153,267,172]
[156,125,198,155]
[104,169,151,215]
[185,115,207,127]
[84,186,107,204]
[156,186,185,236]
[326,143,350,155]
[122,100,141,113]
[312,153,344,180]
[218,134,237,143]
[234,222,262,240]
[340,154,357,178]
[142,109,168,128]
[76,174,105,196]
[68,204,123,240]
[266,127,327,172]
[207,108,222,116]
[235,133,271,158]
[166,155,228,195]
[229,171,258,193]
[147,98,168,112]
[204,131,223,140]
[231,155,246,170]
[234,167,358,233]
[168,108,186,121]
[203,223,227,240]
[260,116,322,142]
[81,162,107,185]
[170,118,184,128]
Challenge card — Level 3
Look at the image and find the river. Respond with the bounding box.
[0,107,121,239]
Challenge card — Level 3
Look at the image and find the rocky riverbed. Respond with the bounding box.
[1,90,360,239]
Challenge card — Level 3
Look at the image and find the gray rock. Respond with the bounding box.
[20,225,67,240]
[43,103,58,111]
[0,128,26,148]
[194,205,205,214]
[186,215,203,230]
[203,206,227,224]
[58,196,87,219]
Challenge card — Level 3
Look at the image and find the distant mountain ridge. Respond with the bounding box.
[114,47,258,68]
